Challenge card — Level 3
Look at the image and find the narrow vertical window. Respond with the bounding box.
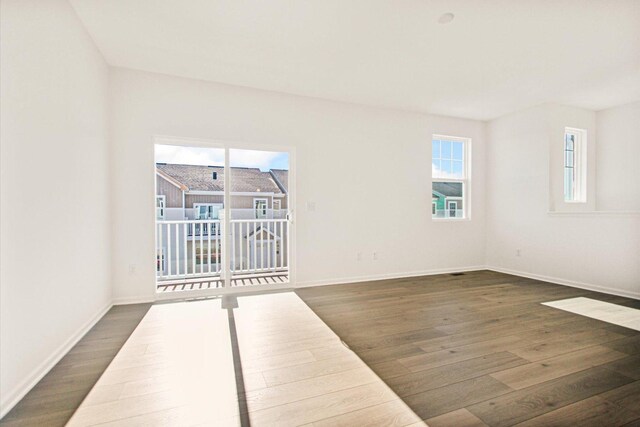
[156,195,165,220]
[254,198,268,219]
[564,128,586,202]
[432,135,470,219]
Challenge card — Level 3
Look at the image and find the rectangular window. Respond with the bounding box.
[432,136,469,219]
[564,128,586,202]
[194,203,222,220]
[156,195,165,220]
[254,198,268,219]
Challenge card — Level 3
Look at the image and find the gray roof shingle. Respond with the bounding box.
[432,182,462,197]
[157,163,286,193]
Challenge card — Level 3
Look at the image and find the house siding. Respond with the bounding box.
[185,194,225,208]
[184,194,278,209]
[156,174,183,208]
[274,195,287,210]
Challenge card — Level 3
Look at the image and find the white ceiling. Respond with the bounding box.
[70,0,640,121]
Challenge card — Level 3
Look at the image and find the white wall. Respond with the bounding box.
[486,104,640,298]
[109,68,487,303]
[596,101,640,211]
[0,0,112,415]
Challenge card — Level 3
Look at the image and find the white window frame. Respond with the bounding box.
[431,135,471,221]
[156,195,166,220]
[564,127,587,203]
[194,203,222,220]
[432,200,437,215]
[446,200,459,218]
[254,198,268,219]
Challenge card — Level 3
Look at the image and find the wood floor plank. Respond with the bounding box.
[491,345,627,389]
[603,335,640,355]
[426,408,489,427]
[388,351,527,397]
[602,355,640,380]
[599,381,640,414]
[509,328,627,362]
[357,343,426,365]
[261,354,362,387]
[513,395,640,427]
[347,327,446,352]
[248,382,398,426]
[400,335,531,373]
[401,375,512,420]
[311,399,423,427]
[467,367,634,427]
[243,367,376,412]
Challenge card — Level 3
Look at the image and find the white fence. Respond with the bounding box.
[156,218,289,282]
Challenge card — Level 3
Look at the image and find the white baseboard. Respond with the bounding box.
[0,301,113,419]
[112,296,155,305]
[294,265,487,289]
[487,266,640,300]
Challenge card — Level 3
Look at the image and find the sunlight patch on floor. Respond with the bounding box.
[67,292,425,426]
[543,297,640,331]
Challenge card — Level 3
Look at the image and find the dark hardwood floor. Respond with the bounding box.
[0,304,151,427]
[2,271,638,426]
[297,270,640,427]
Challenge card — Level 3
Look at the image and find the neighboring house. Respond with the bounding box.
[155,163,290,276]
[155,163,288,220]
[432,182,463,218]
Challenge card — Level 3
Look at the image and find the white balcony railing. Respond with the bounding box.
[156,220,223,279]
[229,219,289,275]
[156,218,289,284]
[163,208,287,221]
[433,209,464,219]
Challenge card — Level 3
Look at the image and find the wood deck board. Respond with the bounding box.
[156,273,289,292]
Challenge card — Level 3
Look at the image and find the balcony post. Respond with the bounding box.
[223,147,231,288]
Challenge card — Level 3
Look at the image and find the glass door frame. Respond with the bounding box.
[153,135,296,300]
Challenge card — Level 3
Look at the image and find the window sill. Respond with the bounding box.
[432,217,471,222]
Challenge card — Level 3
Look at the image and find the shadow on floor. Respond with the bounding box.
[222,295,252,427]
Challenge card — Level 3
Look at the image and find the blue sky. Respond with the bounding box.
[432,140,464,179]
[155,145,289,171]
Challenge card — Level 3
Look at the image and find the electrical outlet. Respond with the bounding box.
[306,201,316,212]
[128,264,137,274]
[373,252,379,261]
